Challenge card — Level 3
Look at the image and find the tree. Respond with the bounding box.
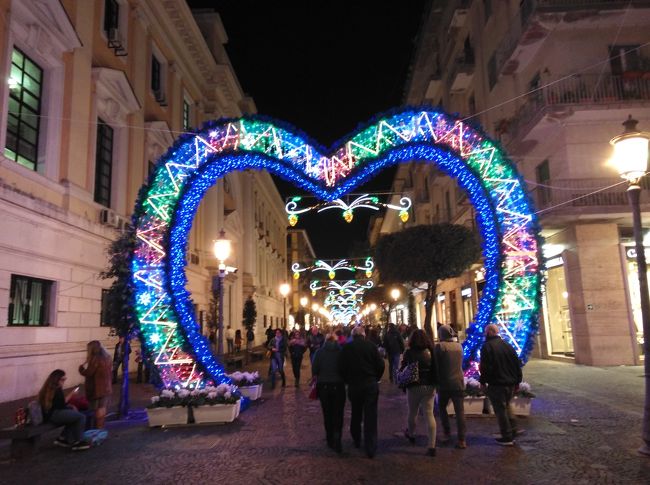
[100,225,138,418]
[242,296,257,332]
[374,223,481,338]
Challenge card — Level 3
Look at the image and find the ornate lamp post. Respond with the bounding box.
[213,230,231,358]
[610,115,650,456]
[279,282,291,329]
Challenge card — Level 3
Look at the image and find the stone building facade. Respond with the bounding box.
[0,0,286,402]
[382,0,650,366]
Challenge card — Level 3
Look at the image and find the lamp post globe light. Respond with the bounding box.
[300,296,309,329]
[279,282,291,329]
[610,115,650,456]
[212,229,231,358]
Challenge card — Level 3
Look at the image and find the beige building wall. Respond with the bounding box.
[0,0,286,402]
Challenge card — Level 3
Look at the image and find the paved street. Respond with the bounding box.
[1,358,650,484]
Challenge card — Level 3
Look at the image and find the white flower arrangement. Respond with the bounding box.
[148,383,240,408]
[515,381,535,398]
[463,377,484,397]
[226,371,262,386]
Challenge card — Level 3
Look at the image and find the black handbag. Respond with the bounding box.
[396,361,419,389]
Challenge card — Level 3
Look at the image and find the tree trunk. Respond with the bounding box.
[119,336,130,418]
[423,280,437,338]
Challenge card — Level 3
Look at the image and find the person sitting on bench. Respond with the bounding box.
[38,369,89,451]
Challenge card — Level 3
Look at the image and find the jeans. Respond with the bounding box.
[50,408,85,444]
[269,353,285,388]
[348,382,379,457]
[388,353,401,383]
[227,339,234,354]
[290,354,304,384]
[406,385,437,448]
[317,382,346,449]
[486,384,518,440]
[438,389,466,441]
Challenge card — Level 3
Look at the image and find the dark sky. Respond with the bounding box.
[187,1,428,257]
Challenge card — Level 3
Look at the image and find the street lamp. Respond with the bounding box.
[610,115,650,456]
[300,296,309,330]
[279,282,291,329]
[213,229,231,358]
[390,288,401,324]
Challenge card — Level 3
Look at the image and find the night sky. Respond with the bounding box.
[187,1,428,257]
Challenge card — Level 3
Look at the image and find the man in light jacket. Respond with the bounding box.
[435,324,467,449]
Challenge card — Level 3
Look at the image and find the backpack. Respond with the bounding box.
[27,400,43,426]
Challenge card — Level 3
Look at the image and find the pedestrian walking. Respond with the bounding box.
[268,328,287,389]
[235,329,242,353]
[265,326,275,345]
[399,329,438,457]
[78,340,113,429]
[340,326,385,458]
[288,328,307,386]
[112,336,130,384]
[383,323,405,384]
[311,333,345,453]
[434,324,466,449]
[480,323,523,446]
[226,326,234,354]
[307,326,325,363]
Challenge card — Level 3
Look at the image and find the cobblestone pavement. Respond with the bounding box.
[1,357,650,484]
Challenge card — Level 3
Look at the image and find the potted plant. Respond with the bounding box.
[227,371,263,400]
[146,389,191,427]
[445,377,486,416]
[189,383,241,424]
[511,381,535,416]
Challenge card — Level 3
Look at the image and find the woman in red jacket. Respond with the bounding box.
[79,340,113,428]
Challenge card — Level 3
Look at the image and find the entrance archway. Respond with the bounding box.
[131,108,541,388]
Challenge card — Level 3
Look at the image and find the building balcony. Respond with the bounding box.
[494,0,649,77]
[507,73,650,142]
[449,56,475,92]
[530,177,650,220]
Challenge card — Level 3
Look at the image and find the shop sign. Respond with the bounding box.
[626,247,650,260]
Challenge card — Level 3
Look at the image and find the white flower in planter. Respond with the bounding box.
[177,389,190,399]
[161,389,175,399]
[151,396,160,404]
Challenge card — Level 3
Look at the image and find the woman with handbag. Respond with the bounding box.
[398,329,438,457]
[311,333,345,453]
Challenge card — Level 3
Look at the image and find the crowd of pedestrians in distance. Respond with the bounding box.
[262,320,523,458]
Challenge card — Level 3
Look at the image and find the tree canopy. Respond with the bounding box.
[374,223,481,336]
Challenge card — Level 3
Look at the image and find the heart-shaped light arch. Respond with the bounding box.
[131,108,541,389]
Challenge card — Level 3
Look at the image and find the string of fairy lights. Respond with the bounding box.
[130,108,541,389]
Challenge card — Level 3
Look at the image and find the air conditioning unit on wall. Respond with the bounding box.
[100,209,129,231]
[100,208,119,228]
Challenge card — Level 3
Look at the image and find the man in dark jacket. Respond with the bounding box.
[340,326,385,458]
[383,324,405,384]
[312,334,345,453]
[479,324,523,446]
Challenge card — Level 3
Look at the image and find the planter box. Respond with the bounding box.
[192,403,239,424]
[446,397,486,416]
[146,406,188,427]
[510,397,532,416]
[239,384,262,401]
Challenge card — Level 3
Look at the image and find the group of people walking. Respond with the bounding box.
[271,321,524,458]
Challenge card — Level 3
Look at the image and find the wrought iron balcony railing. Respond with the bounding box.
[508,74,650,140]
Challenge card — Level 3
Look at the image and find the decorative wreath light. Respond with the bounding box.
[285,193,412,225]
[130,108,542,389]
